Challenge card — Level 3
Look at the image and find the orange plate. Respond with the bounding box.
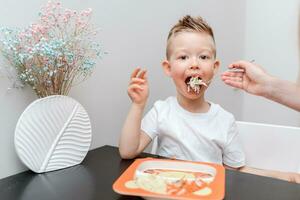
[113,158,225,200]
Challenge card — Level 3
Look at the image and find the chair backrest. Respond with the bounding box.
[237,121,300,173]
[151,121,300,173]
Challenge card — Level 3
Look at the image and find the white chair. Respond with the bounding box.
[237,121,300,173]
[151,121,300,173]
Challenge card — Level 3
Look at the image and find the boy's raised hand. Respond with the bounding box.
[127,68,149,107]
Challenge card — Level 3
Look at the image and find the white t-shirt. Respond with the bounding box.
[141,96,245,168]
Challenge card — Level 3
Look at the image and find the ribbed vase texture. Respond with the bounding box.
[14,95,92,173]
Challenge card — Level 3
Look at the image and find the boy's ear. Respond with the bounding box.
[213,59,220,75]
[162,60,171,76]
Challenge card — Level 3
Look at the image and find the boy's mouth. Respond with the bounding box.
[185,76,207,94]
[185,76,196,85]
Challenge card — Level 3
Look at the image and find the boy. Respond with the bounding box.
[119,15,300,183]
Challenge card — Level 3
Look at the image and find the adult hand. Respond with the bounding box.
[221,60,273,97]
[287,172,300,184]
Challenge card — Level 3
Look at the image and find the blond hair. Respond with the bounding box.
[166,15,216,59]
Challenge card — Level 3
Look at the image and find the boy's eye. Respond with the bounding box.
[200,55,210,60]
[179,55,188,60]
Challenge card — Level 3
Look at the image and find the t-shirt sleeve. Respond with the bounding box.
[223,118,246,168]
[141,103,159,139]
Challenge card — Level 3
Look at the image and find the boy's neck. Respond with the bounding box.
[176,94,210,113]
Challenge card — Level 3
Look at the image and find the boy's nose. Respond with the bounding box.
[189,58,200,70]
[189,65,200,70]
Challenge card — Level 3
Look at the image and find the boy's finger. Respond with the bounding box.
[130,67,141,78]
[136,69,146,79]
[128,84,144,92]
[130,78,146,85]
[139,70,147,80]
[143,72,148,81]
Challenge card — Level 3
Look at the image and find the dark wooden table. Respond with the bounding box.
[0,145,299,200]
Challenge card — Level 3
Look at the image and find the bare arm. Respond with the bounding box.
[221,60,300,111]
[119,103,152,159]
[225,165,300,183]
[119,68,152,159]
[263,77,300,112]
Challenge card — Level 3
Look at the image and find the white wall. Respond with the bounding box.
[1,0,246,179]
[243,0,300,126]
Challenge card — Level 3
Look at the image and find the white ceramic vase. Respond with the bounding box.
[14,95,92,173]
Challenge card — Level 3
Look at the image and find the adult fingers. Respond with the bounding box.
[291,173,300,183]
[222,75,243,83]
[222,78,243,89]
[228,60,251,70]
[222,71,244,78]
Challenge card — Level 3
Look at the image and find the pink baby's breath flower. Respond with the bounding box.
[76,20,82,25]
[18,32,26,39]
[0,0,103,98]
[86,8,92,13]
[64,8,72,13]
[80,8,92,16]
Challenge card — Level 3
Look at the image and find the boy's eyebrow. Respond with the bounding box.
[199,49,214,53]
[174,48,214,54]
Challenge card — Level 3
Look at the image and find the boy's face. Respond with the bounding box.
[162,31,219,100]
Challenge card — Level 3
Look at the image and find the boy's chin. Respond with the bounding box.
[187,93,203,99]
[182,90,204,99]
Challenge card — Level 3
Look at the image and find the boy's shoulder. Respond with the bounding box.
[210,102,235,121]
[153,96,175,109]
